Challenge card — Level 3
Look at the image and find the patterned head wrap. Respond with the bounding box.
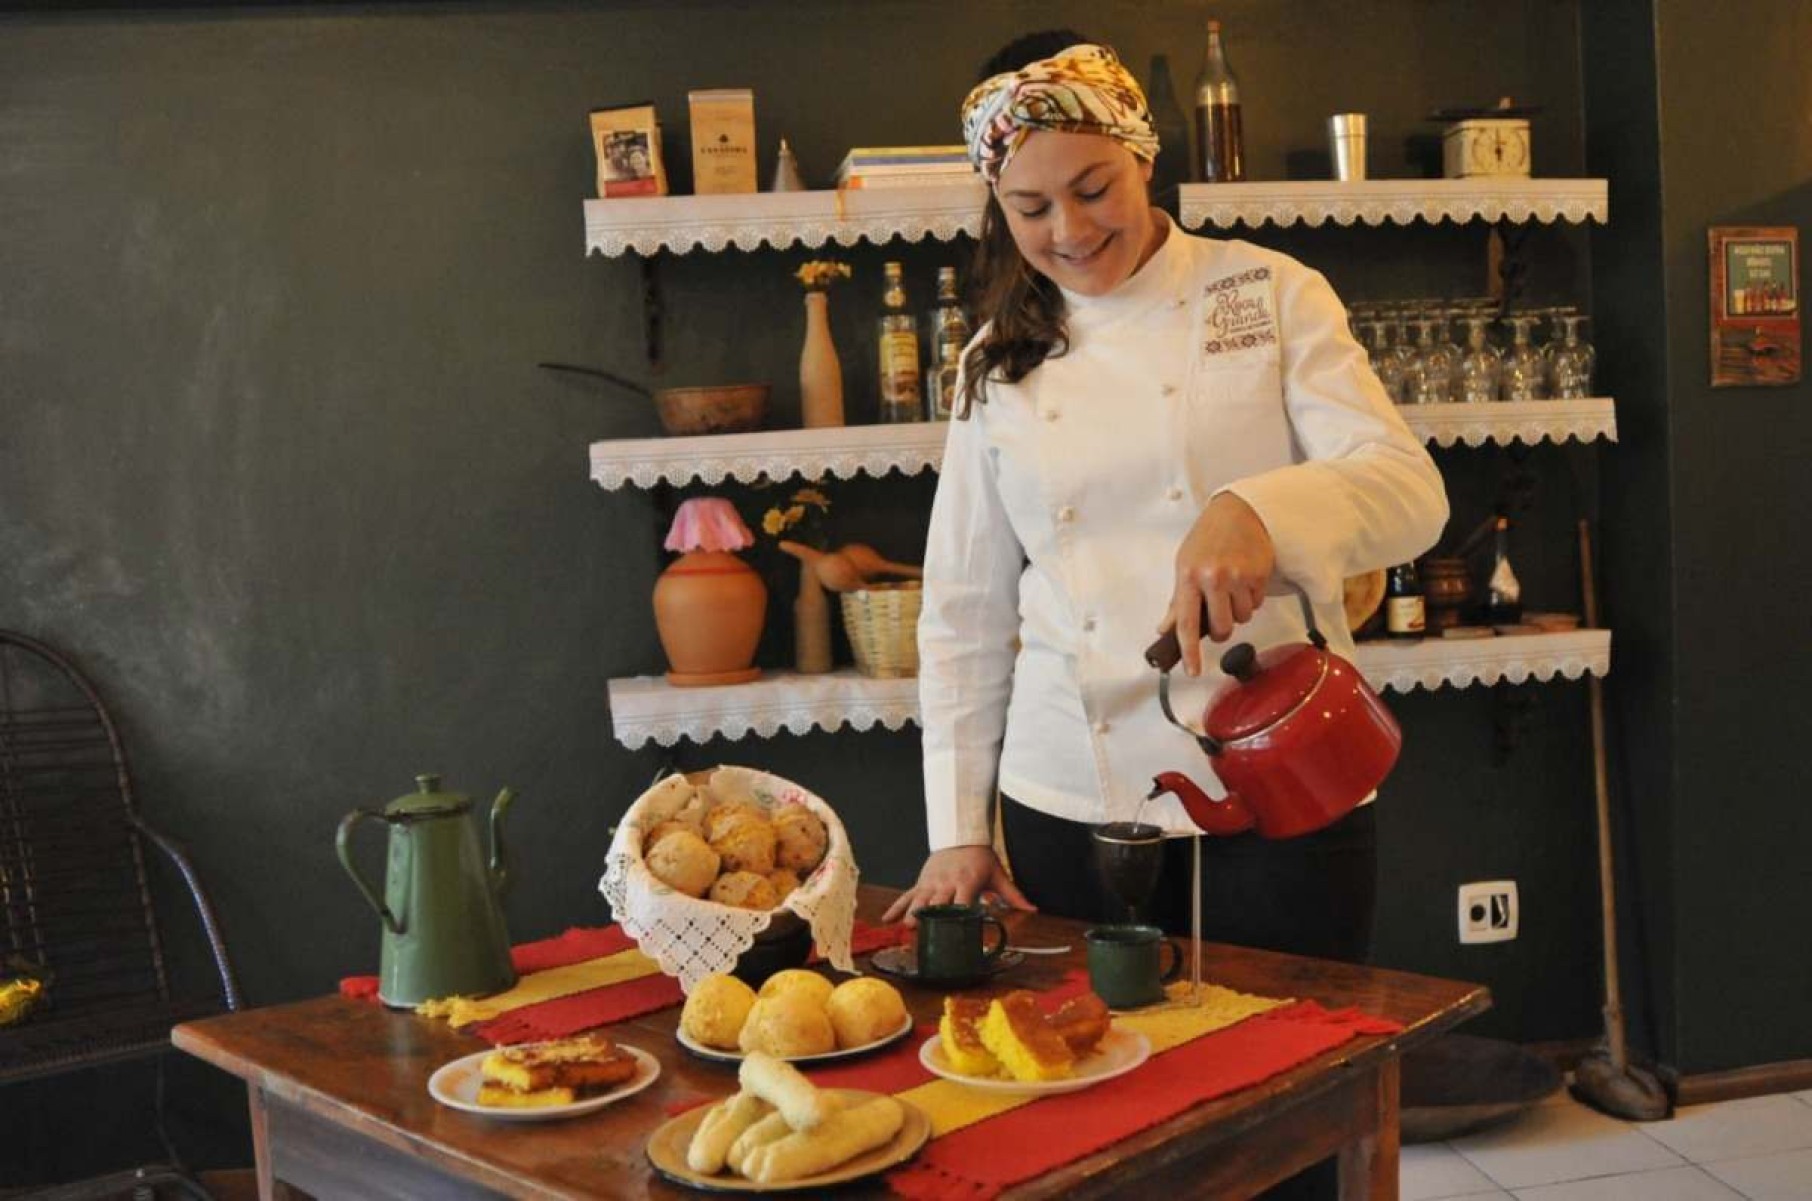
[960,44,1159,186]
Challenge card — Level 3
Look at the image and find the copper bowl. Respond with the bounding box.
[654,384,769,436]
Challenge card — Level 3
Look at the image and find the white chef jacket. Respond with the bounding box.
[917,220,1448,850]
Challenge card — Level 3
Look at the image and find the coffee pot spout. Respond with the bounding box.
[1148,771,1255,837]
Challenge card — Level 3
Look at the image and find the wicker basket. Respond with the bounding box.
[840,582,922,678]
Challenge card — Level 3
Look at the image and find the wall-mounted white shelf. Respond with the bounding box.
[1178,178,1609,230]
[587,399,1615,490]
[583,182,987,257]
[606,630,1612,747]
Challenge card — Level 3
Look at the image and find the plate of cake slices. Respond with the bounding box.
[429,1033,660,1121]
[918,990,1151,1095]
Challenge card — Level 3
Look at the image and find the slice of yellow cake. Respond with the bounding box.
[939,996,1002,1077]
[476,1081,579,1108]
[978,991,1074,1082]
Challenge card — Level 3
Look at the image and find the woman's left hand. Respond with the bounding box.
[1161,492,1276,675]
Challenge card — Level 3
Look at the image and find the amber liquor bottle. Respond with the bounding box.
[877,261,923,423]
[1192,19,1245,183]
[1385,562,1427,639]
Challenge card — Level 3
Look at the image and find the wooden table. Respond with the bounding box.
[173,885,1488,1200]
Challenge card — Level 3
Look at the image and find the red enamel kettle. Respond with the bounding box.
[1142,591,1401,839]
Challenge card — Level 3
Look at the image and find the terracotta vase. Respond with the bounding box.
[652,551,766,686]
[798,291,844,428]
[793,557,834,674]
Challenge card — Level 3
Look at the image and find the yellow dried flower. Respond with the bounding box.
[795,260,852,290]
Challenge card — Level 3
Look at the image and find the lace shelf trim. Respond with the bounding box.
[583,184,987,257]
[1178,178,1609,230]
[589,423,947,490]
[606,633,1612,746]
[1402,398,1618,447]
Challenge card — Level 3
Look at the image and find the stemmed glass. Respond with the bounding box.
[1408,316,1458,404]
[1458,315,1502,404]
[1548,314,1596,398]
[1361,319,1410,403]
[1500,314,1547,401]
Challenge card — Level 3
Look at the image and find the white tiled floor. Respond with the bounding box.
[1403,1084,1812,1199]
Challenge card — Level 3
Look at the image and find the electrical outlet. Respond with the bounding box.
[1457,880,1518,944]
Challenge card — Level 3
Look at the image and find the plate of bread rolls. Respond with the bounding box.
[920,990,1151,1095]
[677,969,914,1064]
[428,1034,659,1120]
[646,1051,929,1191]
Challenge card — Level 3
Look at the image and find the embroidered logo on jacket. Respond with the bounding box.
[1201,267,1277,355]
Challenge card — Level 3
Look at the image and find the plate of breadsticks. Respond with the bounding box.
[646,1050,929,1191]
[919,989,1151,1095]
[428,1033,659,1121]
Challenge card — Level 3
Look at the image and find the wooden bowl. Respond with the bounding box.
[654,384,769,436]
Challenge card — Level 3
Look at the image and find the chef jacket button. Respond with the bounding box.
[1160,383,1179,397]
[1057,505,1076,523]
[1166,486,1184,501]
[1092,719,1111,735]
[1082,615,1097,632]
[1041,408,1060,421]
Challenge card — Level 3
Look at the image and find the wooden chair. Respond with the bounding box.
[0,631,241,1199]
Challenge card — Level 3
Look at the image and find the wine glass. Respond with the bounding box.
[1548,314,1596,399]
[1500,313,1547,401]
[1091,821,1165,925]
[1458,314,1502,404]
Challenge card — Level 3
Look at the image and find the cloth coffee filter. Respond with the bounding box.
[599,765,858,992]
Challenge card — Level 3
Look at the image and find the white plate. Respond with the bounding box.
[917,1027,1152,1095]
[676,1011,915,1065]
[428,1042,660,1121]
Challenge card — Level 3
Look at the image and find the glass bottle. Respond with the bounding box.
[1484,516,1523,624]
[877,261,923,423]
[928,340,962,421]
[1192,19,1244,183]
[924,266,969,419]
[1384,562,1426,640]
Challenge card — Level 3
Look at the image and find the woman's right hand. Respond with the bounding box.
[881,846,1036,926]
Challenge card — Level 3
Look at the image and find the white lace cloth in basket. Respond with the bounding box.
[599,766,859,993]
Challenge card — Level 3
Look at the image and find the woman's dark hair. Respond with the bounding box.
[958,28,1095,417]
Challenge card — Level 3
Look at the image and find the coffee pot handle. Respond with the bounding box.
[336,809,403,935]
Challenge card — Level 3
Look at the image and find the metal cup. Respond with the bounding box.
[1329,113,1368,182]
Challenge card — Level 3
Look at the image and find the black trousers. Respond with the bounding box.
[1000,796,1379,1201]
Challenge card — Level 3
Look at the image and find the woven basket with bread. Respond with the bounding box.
[599,766,859,992]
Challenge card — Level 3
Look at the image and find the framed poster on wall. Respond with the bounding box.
[1709,226,1801,387]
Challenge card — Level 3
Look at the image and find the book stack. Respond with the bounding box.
[835,146,975,190]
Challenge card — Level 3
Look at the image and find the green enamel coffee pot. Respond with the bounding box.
[336,773,518,1008]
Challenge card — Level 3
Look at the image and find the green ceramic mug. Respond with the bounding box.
[913,903,1009,982]
[1085,924,1183,1009]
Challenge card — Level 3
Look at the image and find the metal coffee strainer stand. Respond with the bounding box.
[1090,816,1205,1008]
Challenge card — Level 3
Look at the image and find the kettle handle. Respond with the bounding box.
[1144,587,1326,672]
[336,809,404,935]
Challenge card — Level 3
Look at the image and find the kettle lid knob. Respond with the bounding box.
[415,773,442,794]
[1220,643,1259,682]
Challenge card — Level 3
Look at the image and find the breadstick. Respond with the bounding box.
[685,1091,769,1175]
[726,1110,792,1175]
[743,1096,906,1185]
[737,1051,828,1132]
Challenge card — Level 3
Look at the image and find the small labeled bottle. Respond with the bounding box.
[1192,19,1245,183]
[925,266,970,419]
[1384,562,1426,639]
[877,261,923,423]
[1484,516,1523,624]
[928,339,962,421]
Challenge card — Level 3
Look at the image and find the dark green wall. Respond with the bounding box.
[2,0,1788,1181]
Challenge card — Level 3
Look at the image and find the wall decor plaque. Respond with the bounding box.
[1709,226,1800,387]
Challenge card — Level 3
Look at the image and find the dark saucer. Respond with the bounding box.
[868,945,1025,988]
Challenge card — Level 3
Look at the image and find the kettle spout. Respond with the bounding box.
[488,788,517,895]
[1149,772,1254,837]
